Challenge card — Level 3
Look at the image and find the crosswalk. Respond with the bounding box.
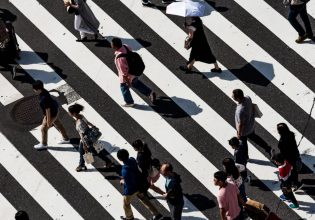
[0,0,315,219]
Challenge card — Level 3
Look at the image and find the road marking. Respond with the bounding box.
[0,133,83,220]
[308,0,315,19]
[118,0,315,173]
[0,193,17,220]
[0,73,23,105]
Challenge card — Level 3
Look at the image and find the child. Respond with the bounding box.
[272,153,299,208]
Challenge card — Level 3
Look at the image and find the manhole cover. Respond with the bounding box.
[11,95,43,125]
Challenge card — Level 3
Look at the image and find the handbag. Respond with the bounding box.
[83,152,94,164]
[184,36,192,50]
[253,103,263,118]
[83,126,102,145]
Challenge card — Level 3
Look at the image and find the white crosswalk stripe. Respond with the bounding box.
[1,0,315,219]
[0,193,17,220]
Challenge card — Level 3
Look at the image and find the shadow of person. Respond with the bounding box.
[184,193,216,211]
[0,8,17,22]
[94,38,111,47]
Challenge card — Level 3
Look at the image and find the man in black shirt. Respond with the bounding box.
[33,80,69,150]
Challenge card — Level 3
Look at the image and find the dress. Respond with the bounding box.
[188,18,216,64]
[74,0,100,35]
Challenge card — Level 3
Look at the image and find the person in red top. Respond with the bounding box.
[214,171,245,220]
[272,153,299,209]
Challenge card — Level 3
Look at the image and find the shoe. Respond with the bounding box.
[211,68,222,73]
[142,0,152,6]
[280,194,289,201]
[149,92,156,104]
[151,214,163,220]
[295,35,307,43]
[58,139,70,144]
[75,165,87,172]
[121,103,135,107]
[34,143,48,150]
[289,203,299,209]
[162,0,173,4]
[120,217,134,220]
[76,37,88,42]
[179,65,192,73]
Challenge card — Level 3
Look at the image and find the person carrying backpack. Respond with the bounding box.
[111,37,156,107]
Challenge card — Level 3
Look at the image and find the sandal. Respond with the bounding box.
[179,65,192,73]
[75,165,87,172]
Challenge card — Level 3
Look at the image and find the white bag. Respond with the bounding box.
[83,152,94,164]
[253,103,263,118]
[93,141,104,154]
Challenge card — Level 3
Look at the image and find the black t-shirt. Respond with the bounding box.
[39,90,59,117]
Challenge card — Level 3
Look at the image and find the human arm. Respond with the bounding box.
[64,0,79,9]
[116,56,131,85]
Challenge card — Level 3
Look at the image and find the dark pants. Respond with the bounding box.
[120,77,152,104]
[167,199,184,220]
[281,185,298,206]
[288,3,313,37]
[240,131,271,159]
[79,141,111,167]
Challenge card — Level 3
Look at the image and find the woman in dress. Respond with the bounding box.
[180,16,221,73]
[64,0,100,41]
[68,103,113,171]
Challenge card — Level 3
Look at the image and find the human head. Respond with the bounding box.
[111,37,122,50]
[160,162,173,177]
[272,153,285,166]
[117,149,129,162]
[68,103,84,117]
[15,210,29,220]
[32,80,44,94]
[222,158,236,174]
[132,139,145,152]
[232,89,244,103]
[277,123,290,136]
[213,171,227,187]
[228,137,240,149]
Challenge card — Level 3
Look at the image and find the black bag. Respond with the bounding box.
[83,125,102,145]
[116,45,145,76]
[300,0,310,3]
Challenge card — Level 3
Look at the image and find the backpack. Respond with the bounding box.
[116,45,145,76]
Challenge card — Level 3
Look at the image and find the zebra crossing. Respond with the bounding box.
[0,0,315,219]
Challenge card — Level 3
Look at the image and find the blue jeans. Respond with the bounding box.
[79,141,111,167]
[288,3,313,37]
[120,77,152,104]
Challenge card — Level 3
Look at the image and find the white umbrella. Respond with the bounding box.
[166,0,208,17]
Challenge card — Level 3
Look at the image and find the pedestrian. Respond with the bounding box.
[111,37,156,107]
[180,17,221,73]
[284,0,314,43]
[117,149,163,220]
[142,0,173,6]
[277,123,302,190]
[132,139,165,195]
[213,171,245,220]
[222,158,247,203]
[15,210,29,220]
[68,103,113,171]
[32,80,70,150]
[160,162,184,220]
[64,0,100,42]
[232,89,272,159]
[272,153,299,209]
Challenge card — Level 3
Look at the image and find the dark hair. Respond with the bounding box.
[132,139,151,155]
[161,162,173,172]
[222,158,240,180]
[232,89,244,100]
[272,153,285,164]
[111,37,122,48]
[68,103,84,114]
[15,211,29,220]
[228,137,240,147]
[117,149,129,162]
[277,123,293,136]
[214,171,227,182]
[32,80,44,91]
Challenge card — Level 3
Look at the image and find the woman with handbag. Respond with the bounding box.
[180,17,221,73]
[64,0,100,42]
[68,103,113,171]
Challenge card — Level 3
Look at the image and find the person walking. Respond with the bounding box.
[160,162,184,220]
[213,171,245,220]
[277,123,302,190]
[111,37,156,107]
[284,0,314,43]
[64,0,100,42]
[33,80,70,150]
[180,17,221,73]
[68,103,113,171]
[272,153,299,209]
[232,89,272,159]
[117,149,162,220]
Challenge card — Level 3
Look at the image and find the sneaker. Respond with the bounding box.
[149,92,157,104]
[76,37,88,42]
[295,35,307,43]
[211,68,222,73]
[151,214,163,220]
[289,203,299,209]
[34,143,47,150]
[280,194,289,201]
[58,139,70,144]
[121,103,135,107]
[75,165,87,172]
